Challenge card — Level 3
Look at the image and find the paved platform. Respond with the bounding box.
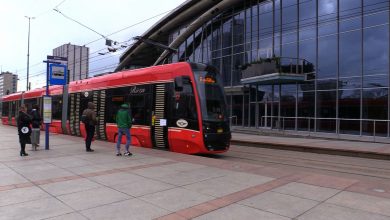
[1,124,390,220]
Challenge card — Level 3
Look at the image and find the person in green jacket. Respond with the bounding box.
[116,103,132,156]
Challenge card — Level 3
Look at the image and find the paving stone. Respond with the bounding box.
[111,178,176,197]
[140,187,214,212]
[327,191,390,217]
[57,187,131,211]
[46,212,88,220]
[194,203,290,220]
[0,186,50,207]
[297,203,390,220]
[272,182,340,201]
[81,198,170,220]
[0,198,73,220]
[239,191,319,218]
[40,178,101,196]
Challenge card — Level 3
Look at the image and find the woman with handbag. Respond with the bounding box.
[17,105,32,156]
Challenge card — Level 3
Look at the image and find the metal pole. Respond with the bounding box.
[45,62,49,150]
[25,16,34,91]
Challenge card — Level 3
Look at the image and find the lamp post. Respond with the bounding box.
[25,16,35,91]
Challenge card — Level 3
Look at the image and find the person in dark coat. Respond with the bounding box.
[30,104,42,151]
[17,105,32,156]
[81,102,97,152]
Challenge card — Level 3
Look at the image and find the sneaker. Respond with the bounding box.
[116,153,122,156]
[124,152,132,156]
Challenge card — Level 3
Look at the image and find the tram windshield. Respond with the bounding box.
[193,67,227,122]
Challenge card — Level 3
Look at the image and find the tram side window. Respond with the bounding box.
[128,94,151,126]
[80,92,93,119]
[170,81,199,130]
[105,95,125,123]
[11,102,16,117]
[24,98,37,113]
[2,102,9,116]
[52,95,63,120]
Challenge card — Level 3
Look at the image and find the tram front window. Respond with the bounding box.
[194,70,227,123]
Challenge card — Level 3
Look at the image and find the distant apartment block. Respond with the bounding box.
[0,72,17,97]
[53,43,89,82]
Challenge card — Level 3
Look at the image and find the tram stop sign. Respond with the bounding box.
[49,63,67,85]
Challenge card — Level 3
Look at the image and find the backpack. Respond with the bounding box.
[81,114,90,124]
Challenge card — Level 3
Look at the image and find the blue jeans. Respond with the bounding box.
[116,127,131,153]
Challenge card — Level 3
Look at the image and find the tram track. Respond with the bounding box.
[206,144,390,181]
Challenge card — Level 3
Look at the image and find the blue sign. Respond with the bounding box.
[49,64,67,85]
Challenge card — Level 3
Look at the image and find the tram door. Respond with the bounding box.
[69,93,81,136]
[151,84,169,149]
[94,90,107,140]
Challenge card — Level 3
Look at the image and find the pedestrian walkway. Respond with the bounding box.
[1,124,390,220]
[232,132,390,159]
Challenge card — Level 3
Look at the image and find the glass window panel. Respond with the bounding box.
[363,74,389,88]
[363,25,389,76]
[245,7,252,52]
[339,76,362,89]
[222,56,232,86]
[363,0,389,13]
[340,17,361,32]
[362,88,388,119]
[298,91,314,131]
[232,95,243,125]
[243,93,249,126]
[317,90,336,118]
[339,89,361,119]
[251,4,258,47]
[282,0,297,30]
[364,12,389,27]
[318,35,337,79]
[317,79,337,90]
[222,18,232,55]
[274,0,281,36]
[318,0,337,21]
[340,31,362,77]
[299,39,316,67]
[299,80,315,92]
[340,0,361,17]
[299,26,316,41]
[298,91,314,117]
[273,85,280,101]
[318,22,337,36]
[299,0,316,24]
[233,13,245,54]
[282,43,297,60]
[232,53,244,86]
[281,84,296,117]
[282,31,297,44]
[340,119,361,135]
[250,85,257,102]
[259,1,273,39]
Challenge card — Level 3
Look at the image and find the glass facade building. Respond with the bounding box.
[164,0,390,138]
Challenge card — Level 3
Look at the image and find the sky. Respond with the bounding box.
[0,0,186,91]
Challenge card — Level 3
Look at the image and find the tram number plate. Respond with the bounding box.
[217,128,223,133]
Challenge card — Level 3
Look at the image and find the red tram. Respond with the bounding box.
[1,62,231,154]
